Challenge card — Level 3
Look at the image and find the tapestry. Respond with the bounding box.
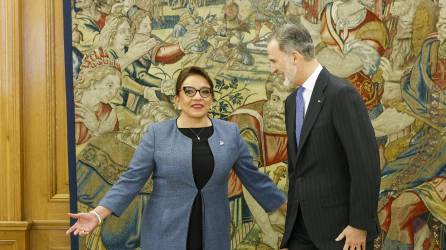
[63,0,446,249]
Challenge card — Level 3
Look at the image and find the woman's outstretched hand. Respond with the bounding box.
[66,212,100,236]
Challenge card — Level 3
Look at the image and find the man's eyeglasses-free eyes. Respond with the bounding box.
[182,86,213,98]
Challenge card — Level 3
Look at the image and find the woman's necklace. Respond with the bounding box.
[188,128,205,141]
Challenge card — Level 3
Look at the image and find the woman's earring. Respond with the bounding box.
[174,103,181,111]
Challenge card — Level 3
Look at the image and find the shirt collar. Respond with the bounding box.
[301,64,323,92]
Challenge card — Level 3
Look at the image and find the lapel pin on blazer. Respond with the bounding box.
[220,140,224,145]
[317,99,322,103]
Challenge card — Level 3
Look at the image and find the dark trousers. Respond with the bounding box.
[288,205,318,250]
[287,206,374,250]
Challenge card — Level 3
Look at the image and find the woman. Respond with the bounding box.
[74,48,121,145]
[67,66,287,250]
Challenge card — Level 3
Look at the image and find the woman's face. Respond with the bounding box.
[114,21,131,47]
[138,16,152,34]
[90,74,121,103]
[175,74,213,120]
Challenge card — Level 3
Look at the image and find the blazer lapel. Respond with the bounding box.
[204,119,228,190]
[294,68,328,161]
[174,128,196,186]
[285,91,298,168]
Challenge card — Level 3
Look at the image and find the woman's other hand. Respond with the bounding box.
[66,212,100,236]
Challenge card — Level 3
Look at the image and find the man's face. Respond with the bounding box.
[267,39,298,87]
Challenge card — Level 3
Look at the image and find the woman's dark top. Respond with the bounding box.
[178,126,214,250]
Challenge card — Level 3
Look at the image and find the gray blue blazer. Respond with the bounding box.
[99,118,286,250]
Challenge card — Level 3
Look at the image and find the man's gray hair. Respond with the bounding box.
[271,23,315,60]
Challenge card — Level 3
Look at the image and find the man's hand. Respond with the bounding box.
[335,225,367,250]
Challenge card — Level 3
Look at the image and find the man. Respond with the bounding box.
[267,23,381,249]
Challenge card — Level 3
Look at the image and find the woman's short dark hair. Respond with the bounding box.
[175,66,214,98]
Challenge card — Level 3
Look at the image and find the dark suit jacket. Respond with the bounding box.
[280,68,381,249]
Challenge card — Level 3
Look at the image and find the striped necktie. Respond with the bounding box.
[295,86,305,148]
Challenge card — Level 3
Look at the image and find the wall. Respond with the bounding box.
[0,0,71,249]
